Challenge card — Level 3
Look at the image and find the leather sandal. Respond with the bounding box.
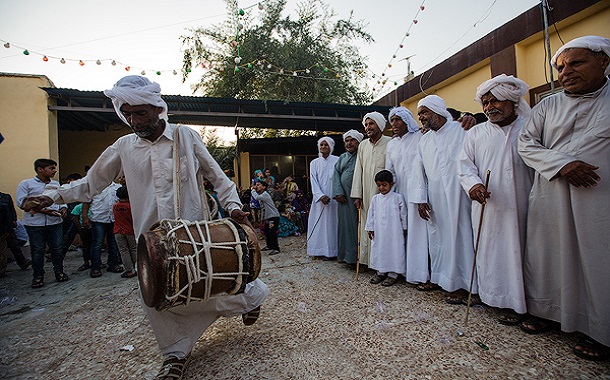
[31,277,44,288]
[155,354,191,380]
[242,306,261,326]
[55,272,69,282]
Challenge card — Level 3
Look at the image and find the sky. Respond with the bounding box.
[1,0,540,142]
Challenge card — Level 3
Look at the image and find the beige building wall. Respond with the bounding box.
[0,74,56,218]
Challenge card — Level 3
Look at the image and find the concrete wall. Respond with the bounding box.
[0,74,56,218]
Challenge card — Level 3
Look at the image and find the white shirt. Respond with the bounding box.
[88,182,121,223]
[16,177,64,226]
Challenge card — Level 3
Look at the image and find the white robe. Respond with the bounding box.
[307,155,339,258]
[419,120,476,293]
[458,117,533,314]
[350,135,392,266]
[45,124,269,357]
[518,81,610,346]
[365,191,407,275]
[386,132,429,283]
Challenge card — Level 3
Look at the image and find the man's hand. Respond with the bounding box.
[334,195,347,204]
[468,183,491,204]
[21,195,54,212]
[231,209,253,230]
[559,160,600,188]
[320,195,331,205]
[418,203,431,221]
[354,198,363,209]
[459,114,477,130]
[367,231,374,240]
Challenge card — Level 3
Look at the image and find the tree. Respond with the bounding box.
[181,0,373,105]
[200,127,236,175]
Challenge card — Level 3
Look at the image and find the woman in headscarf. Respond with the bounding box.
[307,137,339,259]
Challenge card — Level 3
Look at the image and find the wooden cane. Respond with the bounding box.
[355,208,362,280]
[465,169,491,324]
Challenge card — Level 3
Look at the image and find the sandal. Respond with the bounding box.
[107,265,124,273]
[519,317,558,335]
[416,282,441,291]
[381,277,398,287]
[90,269,103,278]
[242,306,261,326]
[370,274,387,284]
[461,294,482,306]
[573,337,610,362]
[121,271,137,278]
[77,262,90,271]
[497,310,526,326]
[155,354,191,380]
[445,289,468,305]
[55,272,69,282]
[31,277,44,288]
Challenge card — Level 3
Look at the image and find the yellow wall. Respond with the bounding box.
[402,63,491,117]
[0,74,56,218]
[58,126,131,177]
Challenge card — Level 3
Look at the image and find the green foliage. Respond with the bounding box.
[181,0,373,106]
[200,127,236,173]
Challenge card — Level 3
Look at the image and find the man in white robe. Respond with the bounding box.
[307,137,340,259]
[518,36,610,360]
[417,95,476,303]
[22,75,269,379]
[385,107,429,285]
[458,75,534,322]
[350,112,391,267]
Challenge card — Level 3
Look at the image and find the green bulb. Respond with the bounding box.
[156,71,161,75]
[23,50,29,55]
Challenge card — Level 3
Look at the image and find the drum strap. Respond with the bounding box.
[172,125,212,220]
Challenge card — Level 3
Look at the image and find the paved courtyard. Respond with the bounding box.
[1,234,609,379]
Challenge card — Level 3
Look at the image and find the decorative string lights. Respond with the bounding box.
[369,0,426,96]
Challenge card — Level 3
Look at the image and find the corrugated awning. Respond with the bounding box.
[43,88,389,133]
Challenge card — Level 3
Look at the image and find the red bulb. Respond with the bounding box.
[79,60,85,66]
[42,56,49,62]
[413,19,418,24]
[420,5,425,10]
[125,66,131,71]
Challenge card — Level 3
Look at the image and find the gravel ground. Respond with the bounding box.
[1,234,609,379]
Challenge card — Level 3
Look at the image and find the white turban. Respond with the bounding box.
[552,35,610,76]
[417,95,453,121]
[475,74,531,117]
[104,75,169,125]
[362,111,387,132]
[317,136,335,157]
[343,129,364,143]
[388,106,419,133]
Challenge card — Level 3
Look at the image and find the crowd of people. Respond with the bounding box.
[1,35,607,379]
[304,36,609,362]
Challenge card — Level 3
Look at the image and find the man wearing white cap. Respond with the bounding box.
[416,95,476,304]
[458,74,534,324]
[518,35,610,361]
[385,107,429,286]
[307,137,339,259]
[350,112,391,267]
[22,75,269,379]
[332,130,363,265]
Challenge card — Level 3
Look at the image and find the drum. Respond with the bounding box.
[137,218,261,311]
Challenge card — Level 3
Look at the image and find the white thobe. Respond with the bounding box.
[458,117,533,314]
[518,81,610,346]
[350,135,391,266]
[365,191,407,275]
[307,155,339,258]
[419,120,475,293]
[386,132,429,283]
[45,124,268,357]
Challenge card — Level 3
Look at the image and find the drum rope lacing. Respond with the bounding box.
[164,219,248,305]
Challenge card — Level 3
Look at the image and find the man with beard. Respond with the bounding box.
[22,75,269,379]
[332,129,363,266]
[350,112,391,267]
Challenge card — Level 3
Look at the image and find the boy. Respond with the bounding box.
[365,170,407,287]
[250,179,281,255]
[113,186,137,278]
[16,159,68,288]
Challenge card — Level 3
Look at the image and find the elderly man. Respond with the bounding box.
[518,36,610,361]
[23,75,269,379]
[457,74,534,324]
[416,95,475,304]
[332,130,363,266]
[350,112,391,267]
[307,137,339,260]
[385,107,429,286]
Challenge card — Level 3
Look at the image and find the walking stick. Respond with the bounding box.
[355,208,362,280]
[465,170,491,324]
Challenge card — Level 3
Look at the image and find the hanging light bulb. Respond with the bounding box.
[96,60,102,65]
[111,60,117,66]
[141,70,146,75]
[79,60,85,66]
[156,71,161,75]
[258,3,263,10]
[173,70,178,75]
[23,50,30,55]
[42,56,49,62]
[413,19,418,24]
[305,69,310,74]
[60,58,66,64]
[293,71,297,77]
[3,42,10,48]
[234,57,242,64]
[125,66,131,71]
[420,5,425,10]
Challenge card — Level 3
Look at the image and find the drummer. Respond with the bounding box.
[22,75,269,380]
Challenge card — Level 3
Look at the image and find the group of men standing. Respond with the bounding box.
[309,35,609,362]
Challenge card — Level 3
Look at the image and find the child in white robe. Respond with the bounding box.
[365,170,407,286]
